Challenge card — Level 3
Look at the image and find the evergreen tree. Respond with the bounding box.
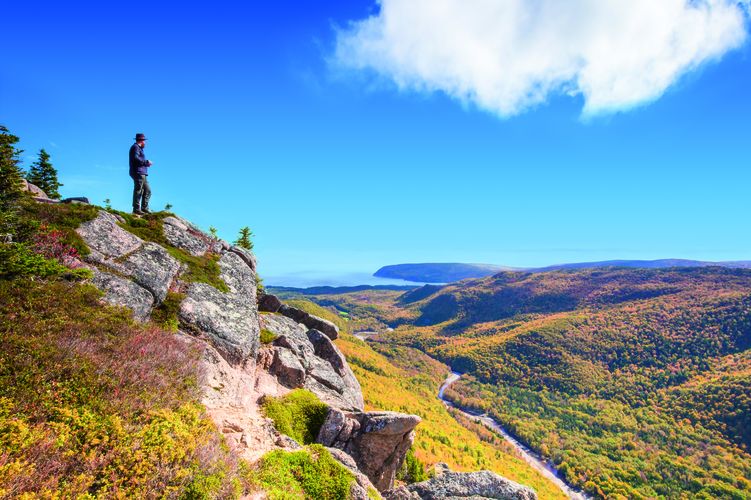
[234,226,254,250]
[0,125,25,209]
[26,148,62,199]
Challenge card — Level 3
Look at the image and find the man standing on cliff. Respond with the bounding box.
[129,133,153,215]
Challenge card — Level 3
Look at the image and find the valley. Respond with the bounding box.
[277,266,751,498]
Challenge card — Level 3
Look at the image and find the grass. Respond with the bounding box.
[0,280,246,498]
[248,444,355,500]
[261,389,330,445]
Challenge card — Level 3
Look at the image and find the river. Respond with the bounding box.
[438,372,590,500]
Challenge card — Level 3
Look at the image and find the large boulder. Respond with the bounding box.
[277,303,340,340]
[317,408,421,491]
[260,315,364,411]
[77,211,141,260]
[384,465,537,500]
[258,293,283,313]
[113,242,180,302]
[90,268,154,321]
[180,251,260,366]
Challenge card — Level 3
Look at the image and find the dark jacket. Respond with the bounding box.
[129,143,150,176]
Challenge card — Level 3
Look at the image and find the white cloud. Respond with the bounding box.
[334,0,749,117]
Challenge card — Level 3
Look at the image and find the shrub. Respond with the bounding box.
[250,444,354,500]
[261,389,329,445]
[0,243,90,281]
[0,280,243,497]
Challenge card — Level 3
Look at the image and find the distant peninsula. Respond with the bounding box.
[373,263,514,283]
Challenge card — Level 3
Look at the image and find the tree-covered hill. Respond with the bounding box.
[296,268,751,498]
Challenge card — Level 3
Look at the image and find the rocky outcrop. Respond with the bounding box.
[77,210,260,367]
[70,206,535,499]
[384,463,537,500]
[317,407,421,491]
[259,293,339,340]
[260,314,363,411]
[180,251,260,365]
[78,212,181,303]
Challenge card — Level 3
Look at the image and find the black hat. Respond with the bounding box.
[135,133,147,141]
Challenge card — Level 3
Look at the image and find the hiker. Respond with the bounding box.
[129,133,153,215]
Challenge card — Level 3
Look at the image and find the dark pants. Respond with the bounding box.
[131,174,151,211]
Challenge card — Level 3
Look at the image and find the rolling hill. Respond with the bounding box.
[294,267,751,498]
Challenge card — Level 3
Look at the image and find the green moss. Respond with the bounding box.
[166,247,229,293]
[261,389,329,445]
[260,328,278,344]
[151,292,186,331]
[368,486,382,499]
[113,210,170,247]
[251,444,354,500]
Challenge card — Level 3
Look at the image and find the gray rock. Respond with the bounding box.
[344,411,422,492]
[78,212,179,303]
[180,251,259,365]
[116,242,180,302]
[90,268,154,321]
[1,234,12,244]
[317,407,361,449]
[162,216,209,256]
[269,347,306,388]
[306,356,346,393]
[317,407,349,447]
[305,314,340,340]
[278,304,309,323]
[228,245,257,272]
[77,211,142,260]
[22,180,49,199]
[277,304,339,340]
[386,469,537,500]
[265,315,315,368]
[316,409,421,492]
[258,293,283,313]
[276,434,304,451]
[307,329,346,375]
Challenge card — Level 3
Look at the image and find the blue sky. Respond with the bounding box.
[3,1,750,283]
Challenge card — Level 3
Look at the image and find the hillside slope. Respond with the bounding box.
[295,268,751,498]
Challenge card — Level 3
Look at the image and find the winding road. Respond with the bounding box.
[438,372,589,500]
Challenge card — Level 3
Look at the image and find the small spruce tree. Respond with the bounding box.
[26,148,62,199]
[234,226,254,250]
[0,125,26,210]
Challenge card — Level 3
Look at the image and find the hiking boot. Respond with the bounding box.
[141,208,152,214]
[132,209,144,216]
